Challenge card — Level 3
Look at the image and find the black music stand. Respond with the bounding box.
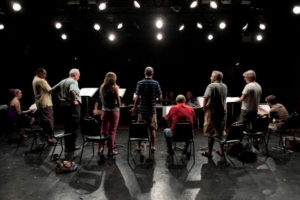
[80,88,99,116]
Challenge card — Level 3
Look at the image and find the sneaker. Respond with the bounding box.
[167,148,174,155]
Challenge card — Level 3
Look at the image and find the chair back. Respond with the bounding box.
[80,116,101,136]
[129,120,149,139]
[252,114,270,133]
[284,112,299,131]
[172,120,193,142]
[226,122,245,142]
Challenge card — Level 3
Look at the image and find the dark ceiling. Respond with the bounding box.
[1,0,299,45]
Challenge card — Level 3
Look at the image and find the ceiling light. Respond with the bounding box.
[210,1,218,9]
[157,33,163,40]
[94,23,100,30]
[55,22,62,29]
[219,22,226,29]
[0,24,4,30]
[190,0,198,8]
[134,1,141,8]
[61,34,67,40]
[117,23,123,29]
[179,24,184,31]
[208,34,213,40]
[197,23,203,29]
[156,19,163,29]
[99,3,106,10]
[256,34,263,41]
[12,3,22,11]
[259,23,266,30]
[109,34,115,41]
[293,6,300,14]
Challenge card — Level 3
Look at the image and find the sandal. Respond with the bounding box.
[215,150,224,156]
[108,151,119,156]
[201,151,213,158]
[97,147,104,155]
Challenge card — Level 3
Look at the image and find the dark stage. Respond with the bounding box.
[1,122,300,200]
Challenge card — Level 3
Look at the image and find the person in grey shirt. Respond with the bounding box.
[52,68,81,151]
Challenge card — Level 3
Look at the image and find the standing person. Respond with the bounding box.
[32,68,54,145]
[236,70,262,131]
[201,71,228,158]
[131,66,162,152]
[164,95,196,155]
[98,72,121,156]
[52,68,81,152]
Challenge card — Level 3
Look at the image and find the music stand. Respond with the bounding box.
[80,88,99,116]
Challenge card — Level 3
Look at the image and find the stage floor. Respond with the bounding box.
[1,125,300,200]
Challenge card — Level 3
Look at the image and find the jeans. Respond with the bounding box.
[163,128,189,149]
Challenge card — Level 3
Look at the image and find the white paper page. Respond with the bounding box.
[29,103,37,113]
[163,105,173,117]
[197,97,204,108]
[226,97,239,102]
[118,88,126,98]
[80,88,98,97]
[258,104,270,115]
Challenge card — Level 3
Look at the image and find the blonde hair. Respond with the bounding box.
[100,72,117,91]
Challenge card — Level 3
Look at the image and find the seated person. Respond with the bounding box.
[163,92,170,101]
[169,91,176,105]
[8,88,36,138]
[163,95,196,155]
[258,95,289,130]
[185,90,199,106]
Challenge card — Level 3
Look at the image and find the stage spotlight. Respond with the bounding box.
[94,23,100,30]
[259,23,266,30]
[157,33,163,40]
[179,24,184,31]
[256,34,263,41]
[208,34,213,40]
[12,2,22,11]
[117,23,123,29]
[61,34,67,40]
[156,18,163,29]
[219,22,226,29]
[197,22,203,29]
[293,6,300,14]
[109,34,115,41]
[99,2,107,10]
[210,1,218,9]
[190,0,198,8]
[134,1,141,8]
[0,24,4,30]
[55,22,62,29]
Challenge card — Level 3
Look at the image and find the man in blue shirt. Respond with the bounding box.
[131,66,162,152]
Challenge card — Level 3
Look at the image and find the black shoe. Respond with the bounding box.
[167,148,174,155]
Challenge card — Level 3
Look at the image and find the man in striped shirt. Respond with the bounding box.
[131,66,162,152]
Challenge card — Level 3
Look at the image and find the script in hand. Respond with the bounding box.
[29,103,37,113]
[258,104,270,115]
[163,105,173,117]
[118,88,126,98]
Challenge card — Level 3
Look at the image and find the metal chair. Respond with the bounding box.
[213,122,245,166]
[267,112,299,153]
[171,120,195,162]
[127,120,151,163]
[79,115,110,163]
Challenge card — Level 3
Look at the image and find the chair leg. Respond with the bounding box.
[16,135,23,151]
[39,138,46,156]
[192,141,195,163]
[149,140,151,159]
[29,135,37,152]
[127,140,130,162]
[50,141,58,160]
[92,142,94,157]
[79,142,84,163]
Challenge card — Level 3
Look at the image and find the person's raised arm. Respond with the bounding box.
[236,94,246,102]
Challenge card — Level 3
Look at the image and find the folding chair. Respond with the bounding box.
[171,120,195,162]
[79,115,110,163]
[128,120,151,163]
[267,112,299,153]
[213,122,245,166]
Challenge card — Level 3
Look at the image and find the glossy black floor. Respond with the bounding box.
[1,125,300,200]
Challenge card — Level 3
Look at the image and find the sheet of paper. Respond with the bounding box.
[226,97,239,102]
[197,97,204,108]
[258,104,270,115]
[29,103,37,113]
[163,105,173,117]
[118,88,126,98]
[80,88,98,97]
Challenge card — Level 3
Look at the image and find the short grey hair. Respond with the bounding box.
[243,70,256,81]
[176,95,186,103]
[69,68,80,76]
[144,66,154,76]
[212,70,223,81]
